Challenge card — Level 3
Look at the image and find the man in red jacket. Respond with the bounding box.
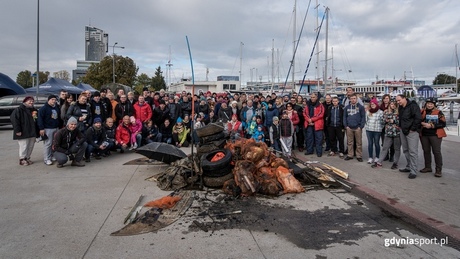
[133,95,153,123]
[303,93,325,157]
[115,115,132,153]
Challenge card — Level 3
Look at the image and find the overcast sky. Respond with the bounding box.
[1,0,459,86]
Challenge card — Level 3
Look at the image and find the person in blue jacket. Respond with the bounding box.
[343,94,366,162]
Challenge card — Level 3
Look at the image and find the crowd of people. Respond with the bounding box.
[10,86,447,178]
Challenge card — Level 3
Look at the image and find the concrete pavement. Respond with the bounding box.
[0,125,459,258]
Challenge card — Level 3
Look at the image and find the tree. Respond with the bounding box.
[433,73,456,85]
[53,70,70,81]
[82,55,138,89]
[16,70,33,88]
[133,73,151,94]
[16,70,49,88]
[151,66,166,92]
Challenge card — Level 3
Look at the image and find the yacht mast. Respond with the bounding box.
[456,44,459,93]
[239,42,244,87]
[271,39,275,92]
[324,7,329,96]
[315,0,320,94]
[292,0,296,92]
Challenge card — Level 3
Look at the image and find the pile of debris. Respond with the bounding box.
[142,122,350,196]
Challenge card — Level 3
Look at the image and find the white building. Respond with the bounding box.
[169,76,241,94]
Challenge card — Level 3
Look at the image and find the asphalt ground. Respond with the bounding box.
[0,125,459,258]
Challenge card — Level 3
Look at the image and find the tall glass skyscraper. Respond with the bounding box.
[85,26,108,61]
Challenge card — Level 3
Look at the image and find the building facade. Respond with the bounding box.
[85,26,108,61]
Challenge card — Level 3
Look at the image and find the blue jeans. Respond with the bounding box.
[304,127,324,156]
[366,130,381,158]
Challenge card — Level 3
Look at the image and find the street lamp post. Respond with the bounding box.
[112,42,125,84]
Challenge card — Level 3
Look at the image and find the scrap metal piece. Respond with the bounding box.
[123,195,144,224]
[111,191,194,236]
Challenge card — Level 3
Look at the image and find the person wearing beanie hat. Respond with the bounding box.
[251,122,265,143]
[419,96,446,177]
[47,94,57,101]
[172,116,190,148]
[365,97,384,164]
[23,96,34,103]
[53,116,87,167]
[273,116,279,121]
[11,95,38,165]
[38,93,60,165]
[67,116,78,126]
[84,115,108,161]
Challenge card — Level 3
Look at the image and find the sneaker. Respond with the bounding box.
[434,171,442,177]
[367,158,373,164]
[51,157,57,162]
[339,153,344,158]
[357,158,363,162]
[371,162,382,168]
[344,156,353,161]
[56,163,64,168]
[133,143,138,149]
[399,168,411,173]
[45,159,53,166]
[71,161,85,167]
[391,163,398,170]
[19,159,29,166]
[328,151,335,157]
[26,158,33,165]
[408,173,417,179]
[373,158,379,163]
[419,168,432,173]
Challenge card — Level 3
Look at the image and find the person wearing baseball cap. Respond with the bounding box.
[419,97,446,177]
[37,94,60,165]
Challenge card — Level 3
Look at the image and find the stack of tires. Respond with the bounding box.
[200,149,233,188]
[196,122,233,188]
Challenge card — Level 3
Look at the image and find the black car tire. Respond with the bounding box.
[200,149,232,173]
[195,122,224,137]
[203,173,234,188]
[199,131,226,144]
[202,165,233,178]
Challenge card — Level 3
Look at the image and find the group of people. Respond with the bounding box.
[11,86,447,178]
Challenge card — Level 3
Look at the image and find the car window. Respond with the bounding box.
[0,97,14,106]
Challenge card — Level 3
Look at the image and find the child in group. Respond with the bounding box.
[193,114,205,144]
[252,125,265,143]
[129,116,143,149]
[246,116,257,138]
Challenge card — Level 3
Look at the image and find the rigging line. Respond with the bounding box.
[299,9,326,92]
[279,4,297,79]
[328,10,355,81]
[281,0,312,95]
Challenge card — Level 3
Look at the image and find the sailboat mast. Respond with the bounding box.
[315,0,320,94]
[239,42,244,87]
[271,39,275,92]
[324,7,329,96]
[292,0,296,93]
[456,44,459,93]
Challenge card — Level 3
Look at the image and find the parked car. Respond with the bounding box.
[0,94,49,126]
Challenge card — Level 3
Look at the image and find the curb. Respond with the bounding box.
[350,182,460,250]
